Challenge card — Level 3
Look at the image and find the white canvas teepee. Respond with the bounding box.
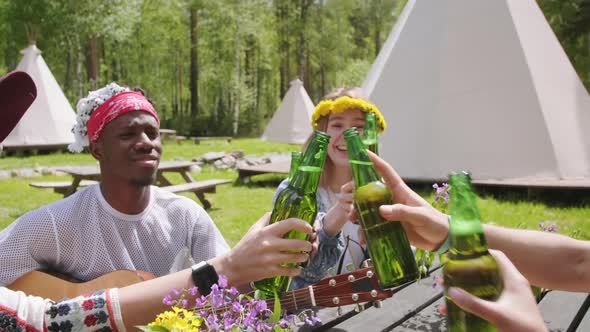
[363,0,590,185]
[261,78,313,144]
[3,44,75,150]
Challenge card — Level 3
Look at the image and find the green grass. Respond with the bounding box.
[0,138,300,170]
[0,138,588,245]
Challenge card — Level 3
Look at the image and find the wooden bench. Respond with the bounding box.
[30,180,98,196]
[192,136,233,145]
[161,179,231,209]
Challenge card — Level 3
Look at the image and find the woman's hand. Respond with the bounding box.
[368,152,449,251]
[322,181,355,236]
[448,250,548,332]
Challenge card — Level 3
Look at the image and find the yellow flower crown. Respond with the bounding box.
[312,96,387,133]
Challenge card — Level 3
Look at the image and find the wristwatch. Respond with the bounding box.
[191,261,219,296]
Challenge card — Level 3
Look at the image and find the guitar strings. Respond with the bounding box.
[184,275,380,313]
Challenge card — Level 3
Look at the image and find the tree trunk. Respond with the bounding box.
[297,0,311,82]
[76,36,84,99]
[190,5,199,117]
[374,26,381,57]
[232,4,241,136]
[86,36,99,90]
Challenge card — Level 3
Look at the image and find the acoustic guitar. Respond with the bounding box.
[7,267,394,310]
[7,270,156,301]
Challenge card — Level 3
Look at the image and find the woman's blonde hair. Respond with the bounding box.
[301,87,370,187]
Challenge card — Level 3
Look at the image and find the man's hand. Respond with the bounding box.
[211,213,313,287]
[368,152,449,251]
[448,250,548,332]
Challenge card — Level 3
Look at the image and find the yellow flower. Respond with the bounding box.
[311,96,387,133]
[148,307,202,332]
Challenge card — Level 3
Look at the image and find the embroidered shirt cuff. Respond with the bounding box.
[109,288,126,332]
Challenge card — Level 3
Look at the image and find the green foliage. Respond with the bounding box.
[0,0,408,136]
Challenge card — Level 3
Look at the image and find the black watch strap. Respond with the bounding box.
[191,261,219,296]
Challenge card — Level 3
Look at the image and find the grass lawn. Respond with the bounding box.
[0,138,589,246]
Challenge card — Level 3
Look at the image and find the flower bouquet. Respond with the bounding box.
[138,275,319,332]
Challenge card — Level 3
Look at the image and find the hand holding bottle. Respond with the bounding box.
[218,213,313,286]
[322,181,355,236]
[448,250,548,332]
[367,152,450,251]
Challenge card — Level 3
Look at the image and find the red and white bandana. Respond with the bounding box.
[86,91,159,142]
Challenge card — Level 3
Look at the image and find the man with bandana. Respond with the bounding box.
[0,82,313,290]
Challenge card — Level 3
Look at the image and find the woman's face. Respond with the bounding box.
[325,108,365,169]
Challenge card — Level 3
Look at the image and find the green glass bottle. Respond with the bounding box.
[254,131,330,297]
[344,127,417,288]
[444,171,503,332]
[288,151,302,180]
[362,112,379,154]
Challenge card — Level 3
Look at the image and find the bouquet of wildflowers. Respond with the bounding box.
[138,275,319,332]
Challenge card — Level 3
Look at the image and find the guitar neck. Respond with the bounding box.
[270,287,314,312]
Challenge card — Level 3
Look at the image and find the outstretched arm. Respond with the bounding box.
[484,225,590,292]
[120,213,313,330]
[370,152,590,292]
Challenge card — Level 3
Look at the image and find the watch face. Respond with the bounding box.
[192,261,219,296]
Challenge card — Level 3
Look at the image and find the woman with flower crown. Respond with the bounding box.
[276,87,388,289]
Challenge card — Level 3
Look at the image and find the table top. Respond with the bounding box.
[57,160,198,177]
[295,266,590,331]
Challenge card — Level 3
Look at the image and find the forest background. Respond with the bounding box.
[1,0,589,137]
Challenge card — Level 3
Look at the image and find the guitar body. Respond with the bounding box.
[7,270,155,301]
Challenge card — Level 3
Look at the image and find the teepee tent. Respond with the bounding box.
[261,79,313,144]
[3,44,75,150]
[363,0,590,185]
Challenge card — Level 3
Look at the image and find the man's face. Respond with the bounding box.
[90,110,162,187]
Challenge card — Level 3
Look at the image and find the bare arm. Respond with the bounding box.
[369,152,590,292]
[119,214,313,330]
[484,225,590,292]
[118,269,194,330]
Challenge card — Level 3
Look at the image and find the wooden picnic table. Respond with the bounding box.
[236,160,290,183]
[48,160,230,209]
[159,129,177,141]
[294,264,590,331]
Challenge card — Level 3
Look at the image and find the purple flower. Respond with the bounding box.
[218,274,228,288]
[180,299,188,308]
[304,315,321,326]
[190,286,199,296]
[539,221,558,233]
[232,301,243,313]
[210,284,223,308]
[433,182,450,204]
[254,299,267,313]
[228,286,239,296]
[206,313,220,330]
[195,295,207,307]
[162,294,174,306]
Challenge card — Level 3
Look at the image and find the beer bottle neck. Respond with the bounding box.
[288,151,302,180]
[344,128,380,187]
[290,131,328,194]
[362,113,379,155]
[448,172,489,257]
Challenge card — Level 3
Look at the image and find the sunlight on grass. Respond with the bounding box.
[0,138,588,244]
